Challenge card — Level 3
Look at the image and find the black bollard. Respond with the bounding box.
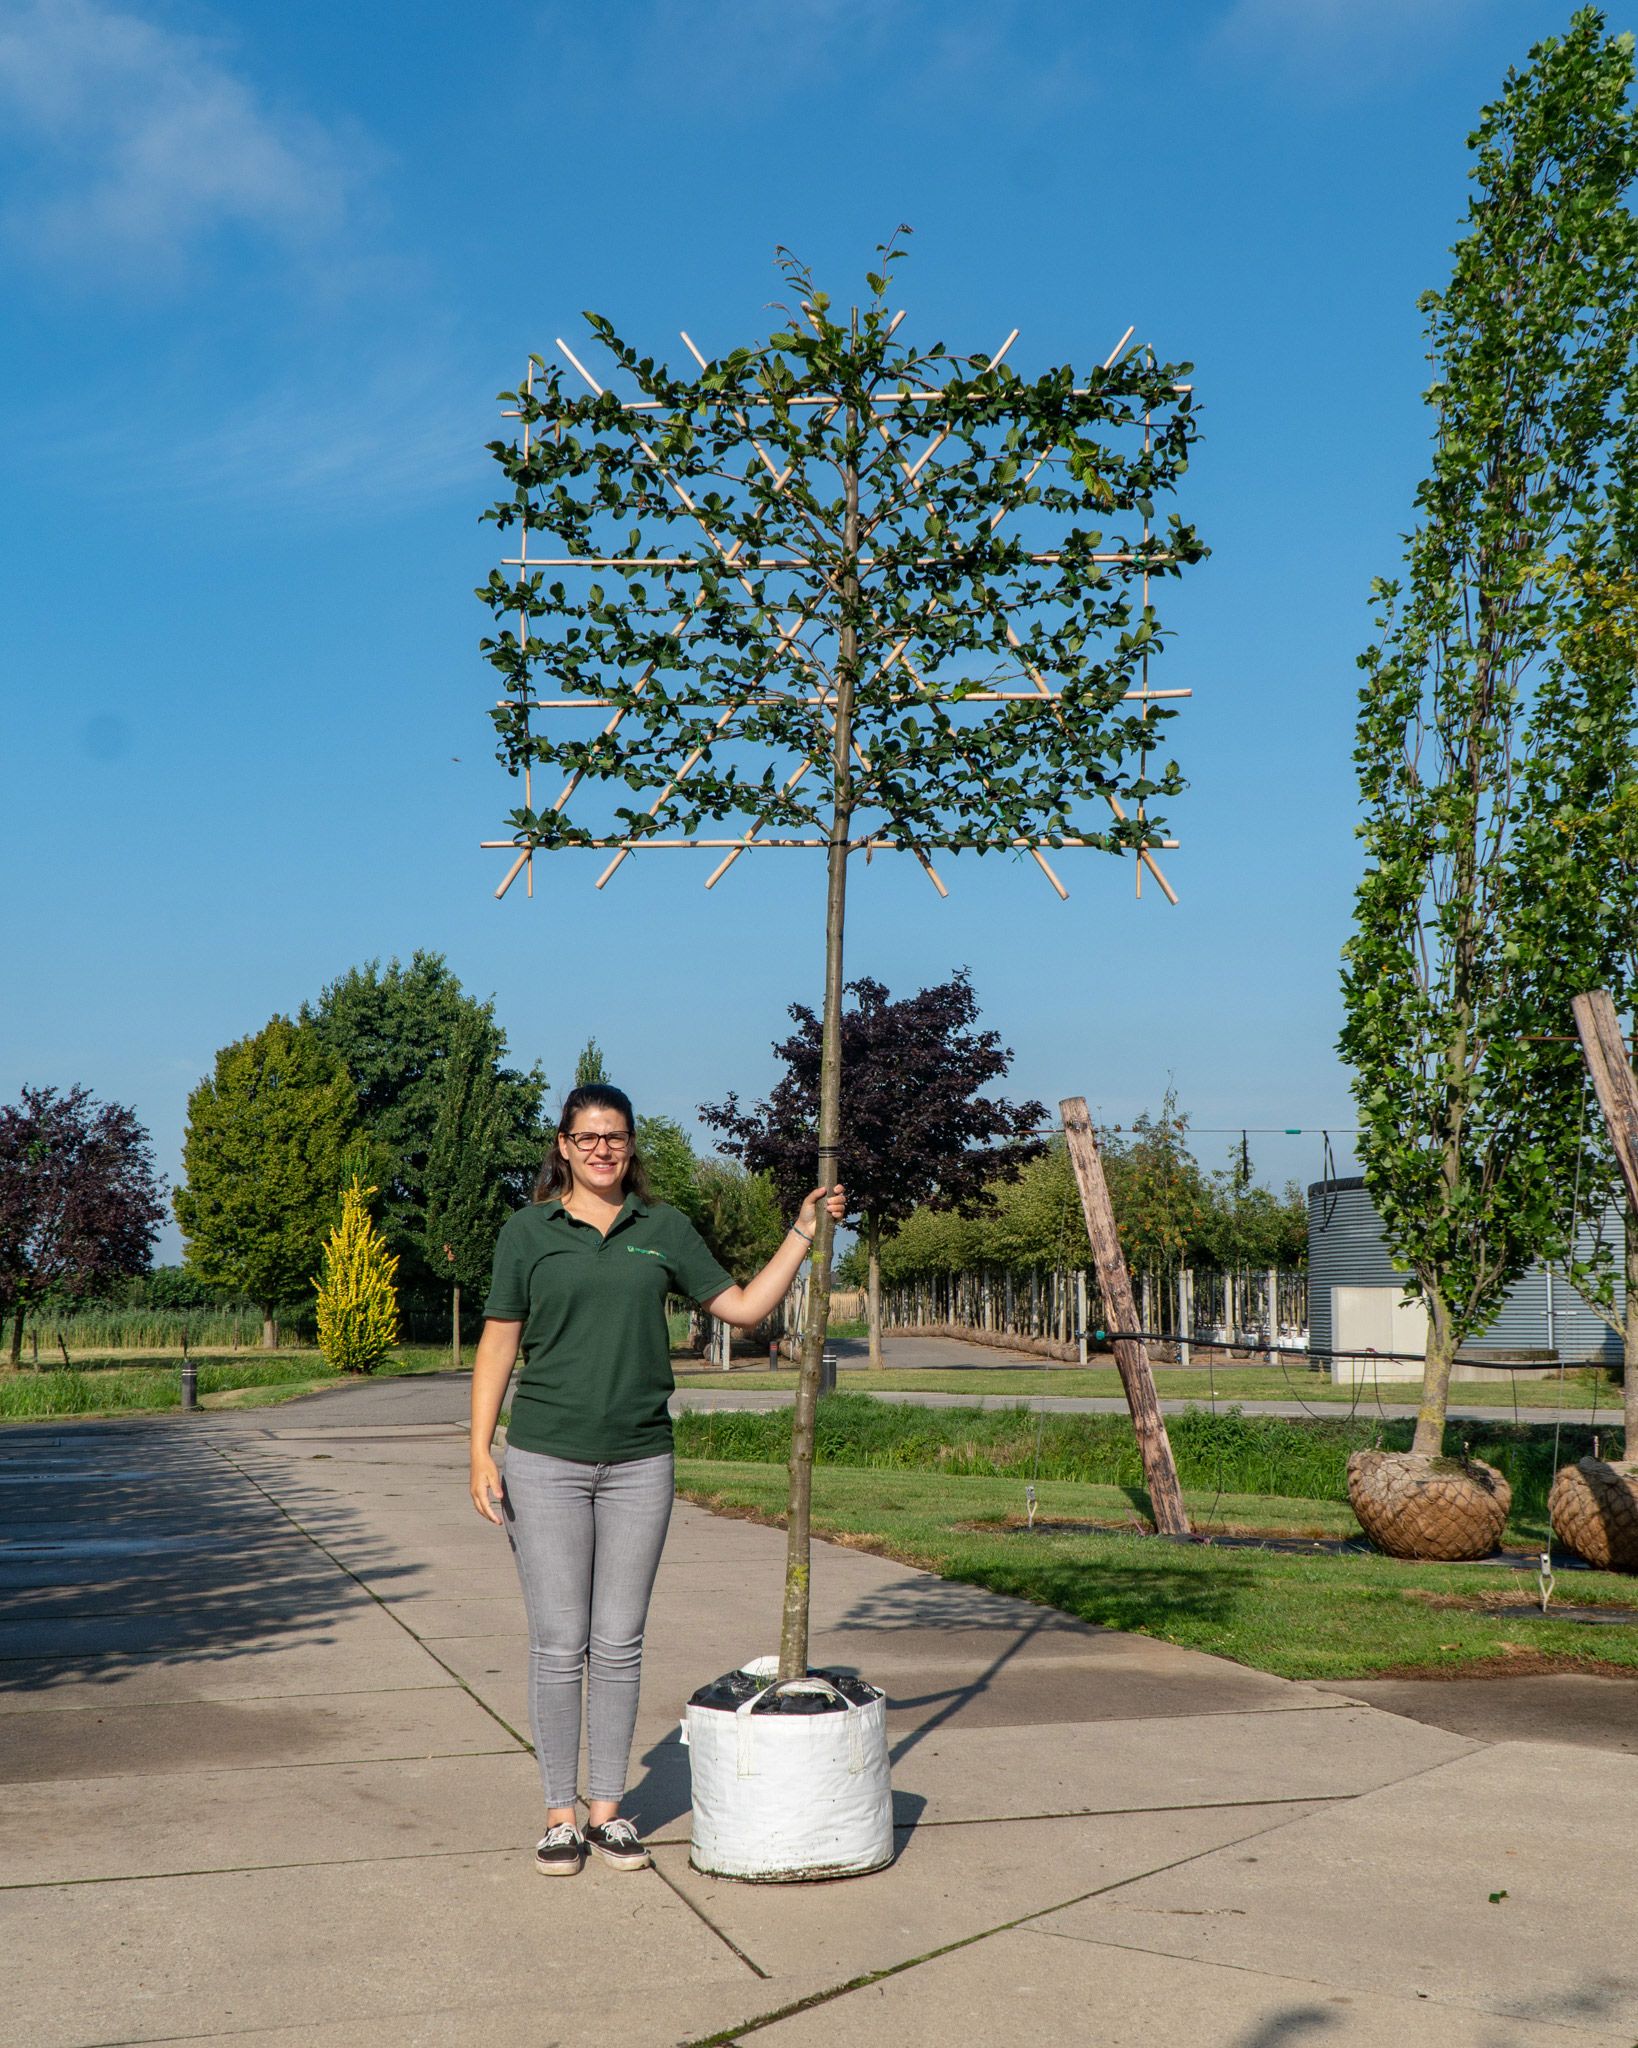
[180,1327,197,1413]
[819,1348,838,1396]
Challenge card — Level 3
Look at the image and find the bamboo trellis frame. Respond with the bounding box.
[483,317,1193,906]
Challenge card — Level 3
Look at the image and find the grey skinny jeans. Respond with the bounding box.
[501,1444,674,1808]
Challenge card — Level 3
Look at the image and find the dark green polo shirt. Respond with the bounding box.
[484,1195,733,1464]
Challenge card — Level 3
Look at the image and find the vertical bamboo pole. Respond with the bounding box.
[780,327,859,1682]
[1059,1098,1189,1535]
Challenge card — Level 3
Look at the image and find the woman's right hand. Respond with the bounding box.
[470,1449,504,1526]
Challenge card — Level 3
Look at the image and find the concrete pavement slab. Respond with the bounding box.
[1030,1741,1638,2033]
[7,1751,547,1883]
[743,1923,1612,2048]
[0,1620,459,1711]
[121,1974,846,2048]
[1316,1674,1638,1755]
[376,1592,527,1639]
[652,1801,1328,1986]
[874,1704,1477,1822]
[2,1851,754,2047]
[0,1687,522,1784]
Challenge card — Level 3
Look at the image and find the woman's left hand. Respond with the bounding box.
[796,1184,847,1235]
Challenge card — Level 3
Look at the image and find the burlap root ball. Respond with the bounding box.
[1547,1458,1638,1574]
[1347,1448,1512,1561]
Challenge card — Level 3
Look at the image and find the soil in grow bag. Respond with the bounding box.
[688,1669,883,1714]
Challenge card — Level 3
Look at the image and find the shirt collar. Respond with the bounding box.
[540,1192,649,1223]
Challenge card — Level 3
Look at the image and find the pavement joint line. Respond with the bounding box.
[204,1438,535,1756]
[649,1858,772,1980]
[676,1805,1326,2048]
[0,1682,467,1715]
[4,1745,537,1788]
[0,1841,604,1891]
[1011,1921,1620,2038]
[641,1792,1357,1849]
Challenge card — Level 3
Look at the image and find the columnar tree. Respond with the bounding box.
[0,1086,165,1366]
[482,243,1202,1674]
[1339,10,1638,1459]
[702,970,1042,1365]
[422,1010,523,1363]
[315,1177,401,1374]
[176,1017,359,1347]
[305,954,546,1302]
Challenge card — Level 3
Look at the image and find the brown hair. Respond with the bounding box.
[533,1082,653,1204]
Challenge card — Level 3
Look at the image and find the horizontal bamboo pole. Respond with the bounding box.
[482,834,1181,853]
[509,384,1192,414]
[512,689,1193,707]
[506,551,1172,570]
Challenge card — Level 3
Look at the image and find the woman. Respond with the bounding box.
[469,1081,845,1877]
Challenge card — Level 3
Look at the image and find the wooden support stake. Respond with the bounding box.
[1059,1096,1189,1536]
[1573,990,1638,1212]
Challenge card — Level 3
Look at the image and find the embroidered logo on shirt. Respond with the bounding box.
[627,1245,665,1257]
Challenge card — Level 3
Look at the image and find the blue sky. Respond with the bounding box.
[0,0,1588,1258]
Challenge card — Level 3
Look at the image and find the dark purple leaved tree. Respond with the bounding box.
[0,1086,166,1366]
[703,971,1043,1366]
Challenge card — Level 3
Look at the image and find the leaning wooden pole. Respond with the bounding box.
[1573,992,1638,1212]
[1572,990,1638,1448]
[1059,1097,1190,1536]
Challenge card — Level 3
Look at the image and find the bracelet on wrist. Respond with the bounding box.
[790,1220,813,1244]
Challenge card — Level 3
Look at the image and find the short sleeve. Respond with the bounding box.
[483,1211,532,1320]
[662,1209,735,1305]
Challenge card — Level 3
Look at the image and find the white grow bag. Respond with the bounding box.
[683,1662,894,1882]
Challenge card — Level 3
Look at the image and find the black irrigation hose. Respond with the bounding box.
[1101,1330,1612,1373]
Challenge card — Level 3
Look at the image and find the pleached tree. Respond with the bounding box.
[481,237,1203,1674]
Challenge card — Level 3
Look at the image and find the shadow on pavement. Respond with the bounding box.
[0,1418,424,1690]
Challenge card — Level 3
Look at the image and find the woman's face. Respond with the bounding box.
[557,1105,633,1203]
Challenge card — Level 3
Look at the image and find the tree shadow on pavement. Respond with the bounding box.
[0,1418,425,1692]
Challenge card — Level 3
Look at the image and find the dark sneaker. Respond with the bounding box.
[584,1818,651,1870]
[534,1821,584,1876]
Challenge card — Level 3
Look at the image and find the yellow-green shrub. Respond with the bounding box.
[314,1178,399,1373]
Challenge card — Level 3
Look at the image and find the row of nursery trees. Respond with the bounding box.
[702,971,1304,1365]
[168,957,808,1366]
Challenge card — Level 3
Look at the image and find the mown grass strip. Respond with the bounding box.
[674,1458,1638,1681]
[673,1392,1621,1535]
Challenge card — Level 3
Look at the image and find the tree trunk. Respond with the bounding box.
[866,1214,883,1369]
[261,1310,277,1351]
[1413,1289,1456,1457]
[452,1282,462,1369]
[782,361,859,1684]
[8,1305,23,1369]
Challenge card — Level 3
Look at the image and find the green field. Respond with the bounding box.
[673,1458,1638,1680]
[0,1346,464,1422]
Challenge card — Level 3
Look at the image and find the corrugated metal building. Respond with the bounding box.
[1308,1177,1624,1367]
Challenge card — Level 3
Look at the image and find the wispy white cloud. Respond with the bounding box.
[1211,0,1487,87]
[16,348,492,519]
[0,0,365,281]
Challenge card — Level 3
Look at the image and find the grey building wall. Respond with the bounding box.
[1307,1178,1624,1365]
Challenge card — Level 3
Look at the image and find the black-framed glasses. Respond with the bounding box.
[564,1130,633,1153]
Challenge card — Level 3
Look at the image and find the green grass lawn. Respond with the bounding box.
[679,1361,1620,1410]
[674,1458,1638,1681]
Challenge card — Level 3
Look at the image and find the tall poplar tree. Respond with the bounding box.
[1340,9,1638,1459]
